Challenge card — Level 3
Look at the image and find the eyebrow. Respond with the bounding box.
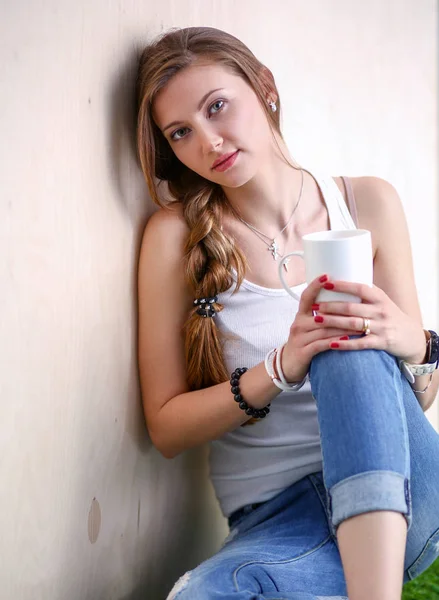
[161,88,225,134]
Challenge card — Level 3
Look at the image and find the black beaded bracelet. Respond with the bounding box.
[230,367,271,419]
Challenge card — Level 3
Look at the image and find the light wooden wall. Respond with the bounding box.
[1,1,437,599]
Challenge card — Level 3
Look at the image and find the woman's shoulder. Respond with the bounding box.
[139,201,193,307]
[334,175,401,219]
[333,175,405,259]
[350,175,396,194]
[144,201,188,233]
[141,202,189,254]
[139,202,189,276]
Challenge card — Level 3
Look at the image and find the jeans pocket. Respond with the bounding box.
[406,526,439,580]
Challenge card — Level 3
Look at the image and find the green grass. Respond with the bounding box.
[402,557,439,599]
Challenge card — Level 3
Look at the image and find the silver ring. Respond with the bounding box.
[312,310,318,317]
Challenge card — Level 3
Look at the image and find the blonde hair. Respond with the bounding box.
[136,26,294,424]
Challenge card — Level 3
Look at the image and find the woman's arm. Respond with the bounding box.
[352,176,439,411]
[137,206,284,458]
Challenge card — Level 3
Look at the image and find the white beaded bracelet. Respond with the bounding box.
[264,346,308,392]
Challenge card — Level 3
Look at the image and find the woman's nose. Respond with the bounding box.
[198,127,223,154]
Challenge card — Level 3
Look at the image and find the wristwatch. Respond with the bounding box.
[399,329,439,384]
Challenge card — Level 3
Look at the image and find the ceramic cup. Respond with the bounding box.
[278,229,373,303]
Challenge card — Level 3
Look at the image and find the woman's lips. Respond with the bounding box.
[212,151,239,172]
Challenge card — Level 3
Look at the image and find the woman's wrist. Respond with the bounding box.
[272,351,281,380]
[404,328,429,365]
[280,344,309,383]
[264,346,307,391]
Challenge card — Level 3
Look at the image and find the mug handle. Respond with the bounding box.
[278,251,304,301]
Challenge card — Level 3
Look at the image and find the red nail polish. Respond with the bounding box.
[323,282,334,290]
[330,342,339,349]
[340,336,349,340]
[311,304,320,311]
[319,275,328,283]
[314,315,324,323]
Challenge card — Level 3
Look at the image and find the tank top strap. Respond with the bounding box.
[303,168,357,230]
[340,176,359,227]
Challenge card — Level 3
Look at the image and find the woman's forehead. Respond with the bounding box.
[153,64,242,126]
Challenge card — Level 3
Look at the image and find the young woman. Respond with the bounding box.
[136,26,439,600]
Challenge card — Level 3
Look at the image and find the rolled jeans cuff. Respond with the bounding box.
[328,470,412,537]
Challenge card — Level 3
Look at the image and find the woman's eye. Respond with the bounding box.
[169,100,226,141]
[209,100,225,115]
[170,127,188,141]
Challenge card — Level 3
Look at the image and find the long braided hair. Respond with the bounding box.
[136,26,295,424]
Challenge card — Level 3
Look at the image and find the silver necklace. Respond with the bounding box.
[231,169,304,272]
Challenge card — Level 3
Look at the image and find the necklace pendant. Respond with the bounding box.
[268,240,280,260]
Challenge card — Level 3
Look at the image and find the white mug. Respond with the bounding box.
[278,229,373,303]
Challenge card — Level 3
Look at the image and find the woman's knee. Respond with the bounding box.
[310,345,397,384]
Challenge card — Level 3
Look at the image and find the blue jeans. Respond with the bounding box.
[167,347,439,599]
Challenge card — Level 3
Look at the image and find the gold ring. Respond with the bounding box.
[362,317,371,336]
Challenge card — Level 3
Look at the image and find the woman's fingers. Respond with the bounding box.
[316,300,373,317]
[302,327,361,345]
[299,274,330,313]
[312,313,368,333]
[287,275,373,365]
[327,280,379,304]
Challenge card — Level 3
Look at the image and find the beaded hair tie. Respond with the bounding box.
[193,295,218,318]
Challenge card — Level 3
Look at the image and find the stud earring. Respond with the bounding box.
[269,101,277,112]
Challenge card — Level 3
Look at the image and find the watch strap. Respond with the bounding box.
[398,329,439,384]
[427,329,439,364]
[399,359,438,384]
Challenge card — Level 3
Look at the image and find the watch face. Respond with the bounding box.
[428,330,439,364]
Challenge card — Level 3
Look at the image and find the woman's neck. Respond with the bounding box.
[223,159,306,237]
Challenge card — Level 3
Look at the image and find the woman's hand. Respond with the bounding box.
[281,275,363,382]
[313,279,427,364]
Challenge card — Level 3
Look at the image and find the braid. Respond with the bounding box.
[181,186,259,426]
[134,26,289,425]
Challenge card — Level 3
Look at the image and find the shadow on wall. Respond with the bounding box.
[123,445,224,600]
[102,43,226,600]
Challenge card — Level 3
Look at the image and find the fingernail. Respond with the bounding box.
[340,336,349,340]
[330,342,339,349]
[323,282,334,290]
[311,304,320,311]
[314,315,324,323]
[319,275,328,283]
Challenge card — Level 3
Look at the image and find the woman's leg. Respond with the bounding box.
[398,372,439,581]
[166,474,349,599]
[309,346,439,599]
[311,350,439,588]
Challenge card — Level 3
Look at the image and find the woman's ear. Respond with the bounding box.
[259,66,277,104]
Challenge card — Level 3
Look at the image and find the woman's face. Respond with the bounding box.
[153,63,276,188]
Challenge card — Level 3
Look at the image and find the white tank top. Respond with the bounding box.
[210,169,358,518]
